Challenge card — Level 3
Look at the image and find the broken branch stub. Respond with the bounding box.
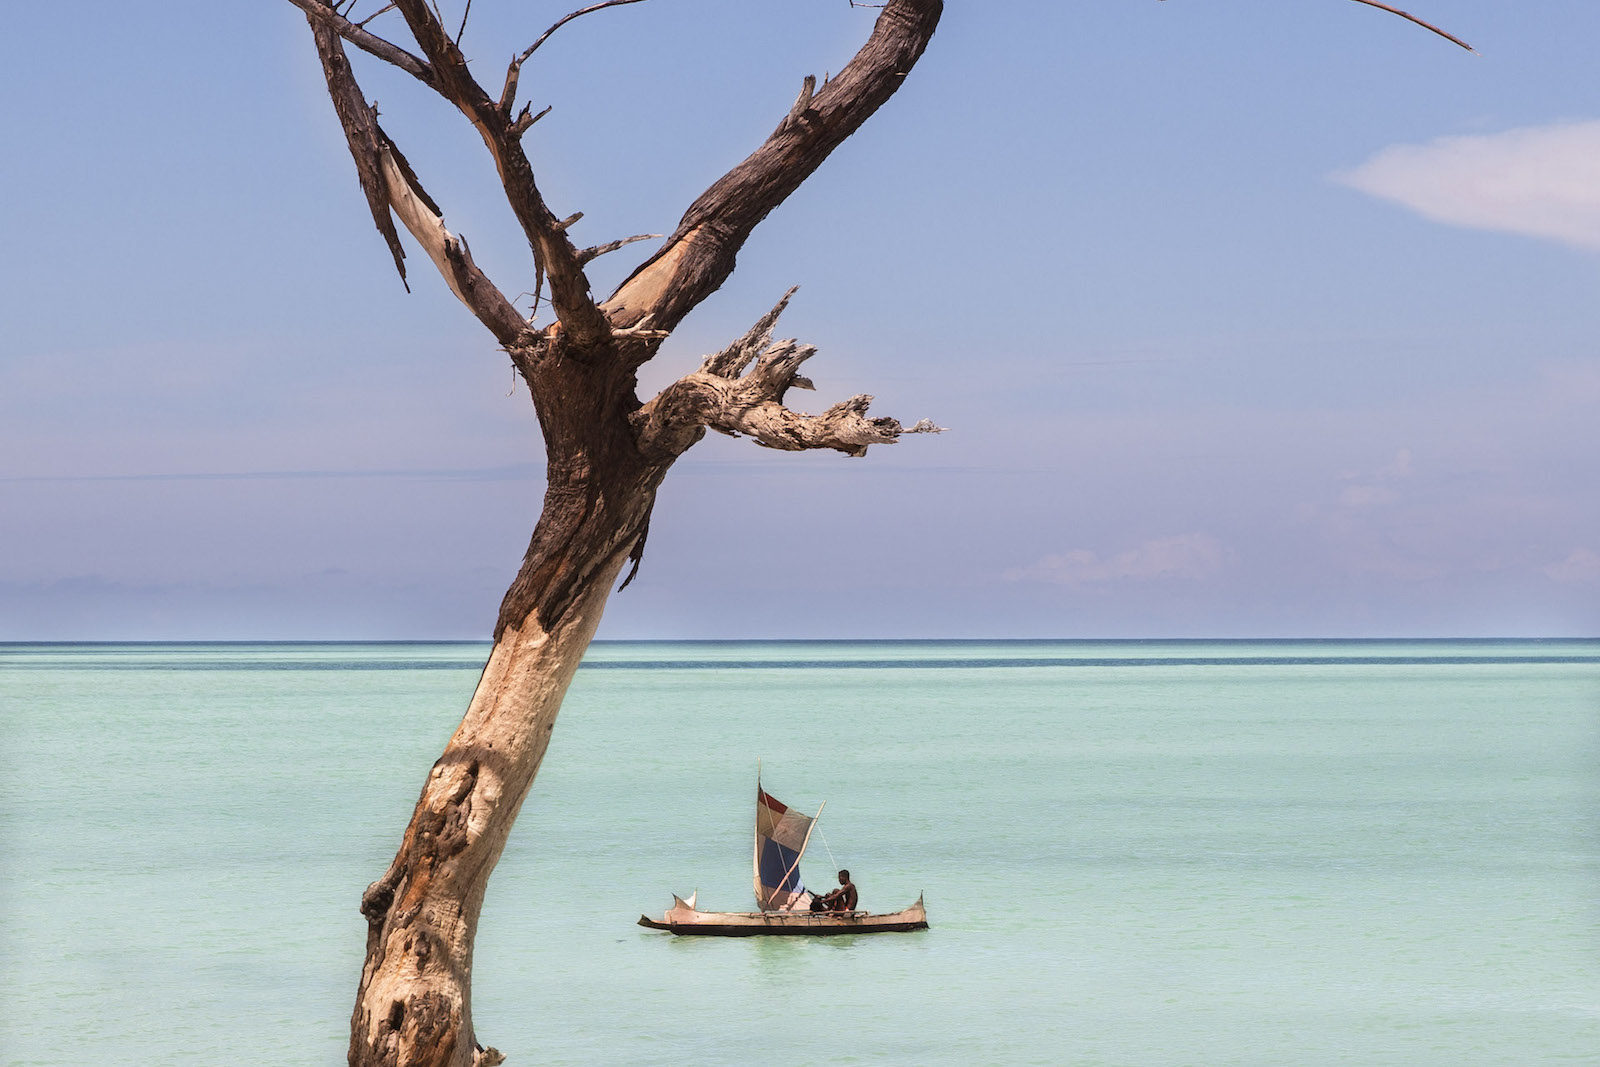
[700,286,799,379]
[633,291,943,459]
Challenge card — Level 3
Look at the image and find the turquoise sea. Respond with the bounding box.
[3,640,1598,1065]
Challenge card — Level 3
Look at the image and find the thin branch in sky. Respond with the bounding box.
[524,0,650,61]
[1158,0,1476,54]
[1344,0,1476,53]
[500,0,649,118]
[356,3,397,29]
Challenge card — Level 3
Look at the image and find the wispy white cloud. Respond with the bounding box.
[1545,549,1600,584]
[1334,448,1412,511]
[1338,484,1399,510]
[1299,449,1445,582]
[1335,120,1600,251]
[1004,533,1225,586]
[1375,448,1415,481]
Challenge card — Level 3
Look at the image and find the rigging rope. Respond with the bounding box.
[816,826,841,875]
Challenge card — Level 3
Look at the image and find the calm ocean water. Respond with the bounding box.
[2,639,1597,1065]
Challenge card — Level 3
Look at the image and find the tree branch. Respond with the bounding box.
[528,0,652,58]
[378,138,529,346]
[305,13,525,345]
[601,0,943,343]
[501,0,651,114]
[1155,0,1474,52]
[389,0,612,345]
[307,16,412,287]
[631,290,943,459]
[508,103,553,138]
[577,232,663,266]
[288,0,435,85]
[1344,0,1475,52]
[356,3,397,29]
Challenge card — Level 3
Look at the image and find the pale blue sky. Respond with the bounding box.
[2,1,1596,639]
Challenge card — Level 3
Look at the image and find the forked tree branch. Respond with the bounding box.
[379,140,528,345]
[301,0,943,367]
[308,12,526,344]
[387,0,611,345]
[289,0,435,84]
[632,289,943,459]
[508,103,553,138]
[302,0,1468,378]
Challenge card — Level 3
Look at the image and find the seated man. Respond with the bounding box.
[810,869,858,913]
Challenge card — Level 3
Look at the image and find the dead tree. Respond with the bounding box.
[285,2,1469,1064]
[288,1,943,1063]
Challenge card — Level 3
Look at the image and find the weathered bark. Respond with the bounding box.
[632,288,942,459]
[348,493,645,1067]
[601,0,944,339]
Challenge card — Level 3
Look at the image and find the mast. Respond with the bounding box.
[752,767,763,905]
[776,800,823,904]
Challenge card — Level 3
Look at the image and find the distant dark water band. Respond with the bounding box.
[594,654,1600,670]
[4,655,1598,672]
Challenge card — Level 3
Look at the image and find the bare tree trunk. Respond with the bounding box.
[349,411,660,1066]
[349,568,624,1067]
[349,587,621,1067]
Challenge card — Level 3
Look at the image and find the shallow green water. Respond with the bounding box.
[3,640,1597,1064]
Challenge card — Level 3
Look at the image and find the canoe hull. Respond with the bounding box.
[639,896,927,937]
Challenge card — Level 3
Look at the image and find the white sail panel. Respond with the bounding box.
[754,786,813,910]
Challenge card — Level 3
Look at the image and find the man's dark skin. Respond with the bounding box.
[813,869,858,913]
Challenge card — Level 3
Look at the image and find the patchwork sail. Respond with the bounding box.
[754,785,818,911]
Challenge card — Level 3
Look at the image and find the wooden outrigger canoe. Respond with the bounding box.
[639,893,928,937]
[639,777,929,936]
